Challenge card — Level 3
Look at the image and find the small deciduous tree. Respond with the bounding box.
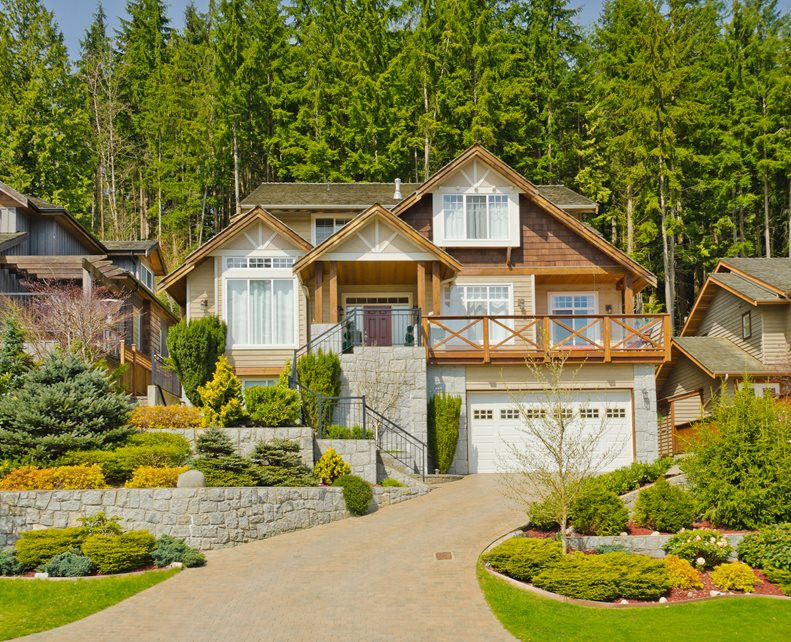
[501,352,620,552]
[166,315,227,405]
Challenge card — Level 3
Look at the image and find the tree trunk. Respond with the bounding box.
[626,183,634,255]
[763,176,771,257]
[659,157,675,330]
[233,125,241,216]
[423,80,430,181]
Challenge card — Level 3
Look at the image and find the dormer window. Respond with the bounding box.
[443,194,509,241]
[314,217,352,245]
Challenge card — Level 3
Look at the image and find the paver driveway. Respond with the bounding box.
[28,475,524,641]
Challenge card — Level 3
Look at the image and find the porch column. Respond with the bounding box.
[624,274,634,314]
[329,261,339,323]
[431,261,441,314]
[416,261,426,314]
[314,262,324,323]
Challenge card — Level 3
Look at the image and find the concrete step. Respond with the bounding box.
[423,474,463,486]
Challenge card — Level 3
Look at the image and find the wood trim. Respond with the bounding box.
[431,261,441,314]
[458,266,627,277]
[629,388,637,461]
[314,262,324,324]
[417,261,426,313]
[663,389,704,403]
[329,261,338,323]
[624,274,634,314]
[234,367,283,376]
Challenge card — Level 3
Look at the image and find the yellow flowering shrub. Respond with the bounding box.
[313,448,351,484]
[130,405,202,429]
[710,562,759,593]
[665,554,704,589]
[124,466,190,488]
[198,356,246,427]
[0,465,107,490]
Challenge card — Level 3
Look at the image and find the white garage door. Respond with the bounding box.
[468,390,633,473]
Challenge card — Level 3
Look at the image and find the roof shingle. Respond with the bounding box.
[718,258,791,296]
[709,272,782,303]
[674,336,788,375]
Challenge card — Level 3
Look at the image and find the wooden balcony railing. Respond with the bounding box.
[422,314,671,364]
[118,342,152,396]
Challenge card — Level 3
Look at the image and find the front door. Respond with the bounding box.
[363,306,392,346]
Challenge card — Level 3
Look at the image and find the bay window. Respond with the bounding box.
[226,278,295,346]
[443,194,509,241]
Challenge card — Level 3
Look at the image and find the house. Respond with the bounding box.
[657,257,791,454]
[0,181,179,401]
[160,145,670,474]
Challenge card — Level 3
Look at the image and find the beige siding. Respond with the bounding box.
[226,348,293,373]
[187,259,216,320]
[761,305,791,366]
[269,210,312,242]
[697,289,761,359]
[673,394,704,426]
[465,363,639,390]
[450,274,535,316]
[660,355,721,410]
[534,281,622,315]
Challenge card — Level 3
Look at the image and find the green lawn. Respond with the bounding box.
[478,564,791,642]
[0,569,178,640]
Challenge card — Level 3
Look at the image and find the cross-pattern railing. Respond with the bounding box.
[423,314,670,364]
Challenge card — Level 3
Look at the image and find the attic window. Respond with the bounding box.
[742,311,752,339]
[225,257,294,269]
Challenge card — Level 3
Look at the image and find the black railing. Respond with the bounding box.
[367,406,427,477]
[152,353,181,398]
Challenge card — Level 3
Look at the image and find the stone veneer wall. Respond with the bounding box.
[0,484,430,550]
[315,439,377,484]
[155,427,314,467]
[426,365,468,475]
[339,346,427,446]
[633,364,660,462]
[566,532,744,559]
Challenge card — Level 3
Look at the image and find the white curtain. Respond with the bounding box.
[443,195,464,239]
[227,280,248,344]
[250,280,271,345]
[272,280,294,344]
[489,195,508,239]
[466,195,487,239]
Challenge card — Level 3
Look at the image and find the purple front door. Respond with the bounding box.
[363,307,392,346]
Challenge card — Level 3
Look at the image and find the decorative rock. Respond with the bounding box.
[169,562,184,569]
[658,597,668,603]
[619,599,629,605]
[710,590,721,597]
[34,572,49,579]
[651,531,661,536]
[177,470,205,488]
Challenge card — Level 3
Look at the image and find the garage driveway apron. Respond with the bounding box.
[26,475,525,641]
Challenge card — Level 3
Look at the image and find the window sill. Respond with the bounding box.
[436,238,518,248]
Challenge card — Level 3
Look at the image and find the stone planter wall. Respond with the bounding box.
[154,427,314,467]
[0,483,428,550]
[566,532,745,559]
[315,439,377,483]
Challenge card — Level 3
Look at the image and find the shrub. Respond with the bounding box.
[482,537,563,582]
[166,316,227,406]
[710,562,758,592]
[65,441,190,485]
[594,458,674,496]
[191,447,259,487]
[125,466,190,488]
[256,465,317,487]
[0,351,134,463]
[532,552,671,601]
[0,549,21,576]
[77,512,123,536]
[313,448,350,484]
[526,496,560,531]
[333,474,372,516]
[633,479,696,532]
[662,529,733,569]
[43,550,94,577]
[126,431,193,454]
[322,424,373,440]
[570,487,628,536]
[129,405,202,429]
[16,527,87,570]
[0,464,107,490]
[428,393,461,474]
[195,427,235,457]
[81,530,156,574]
[151,535,206,568]
[0,316,31,393]
[737,523,791,571]
[765,566,791,595]
[295,350,341,429]
[244,385,300,427]
[381,478,405,488]
[664,554,704,589]
[250,438,302,468]
[681,386,791,529]
[198,356,246,427]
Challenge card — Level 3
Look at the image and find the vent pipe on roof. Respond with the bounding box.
[393,178,402,200]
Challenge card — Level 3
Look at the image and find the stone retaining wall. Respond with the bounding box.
[154,427,314,467]
[315,439,377,484]
[0,483,428,550]
[566,532,744,559]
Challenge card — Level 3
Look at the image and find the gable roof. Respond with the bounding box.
[533,185,597,212]
[160,206,312,304]
[292,204,462,279]
[715,258,791,297]
[102,240,168,275]
[672,336,791,377]
[391,144,656,290]
[0,232,27,253]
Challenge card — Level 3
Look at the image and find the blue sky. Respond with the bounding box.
[43,0,791,60]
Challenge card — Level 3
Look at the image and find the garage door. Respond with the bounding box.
[468,390,633,473]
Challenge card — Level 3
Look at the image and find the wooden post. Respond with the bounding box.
[329,262,338,323]
[422,316,430,362]
[624,274,634,315]
[314,262,324,324]
[416,261,426,314]
[482,317,490,363]
[431,261,441,315]
[603,317,611,362]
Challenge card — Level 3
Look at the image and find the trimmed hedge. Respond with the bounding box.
[244,385,300,427]
[65,440,190,485]
[129,405,202,429]
[532,552,671,601]
[81,531,156,574]
[322,424,373,439]
[570,487,628,536]
[333,474,372,516]
[295,350,341,429]
[482,537,563,582]
[633,478,696,532]
[16,527,87,570]
[428,393,461,474]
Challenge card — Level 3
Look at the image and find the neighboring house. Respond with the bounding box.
[0,181,179,401]
[657,258,791,455]
[160,145,669,474]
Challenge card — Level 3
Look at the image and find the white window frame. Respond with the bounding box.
[138,263,154,291]
[432,187,519,248]
[312,215,353,245]
[242,378,277,390]
[444,283,514,317]
[222,259,299,349]
[548,291,599,346]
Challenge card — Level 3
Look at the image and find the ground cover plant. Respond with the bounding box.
[0,464,107,490]
[482,538,563,583]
